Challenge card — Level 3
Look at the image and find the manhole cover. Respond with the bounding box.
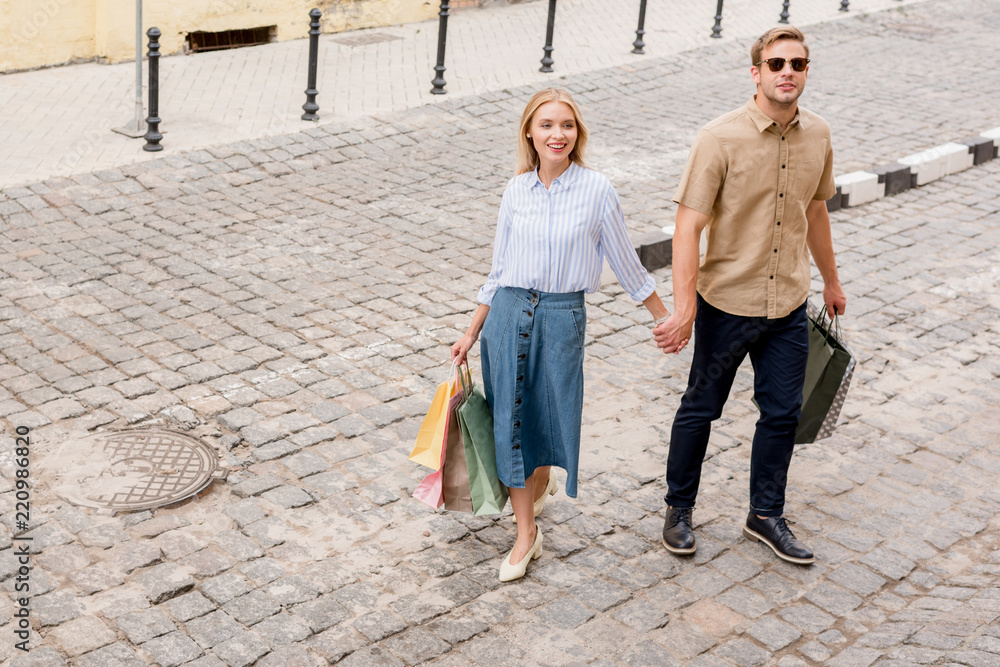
[51,429,226,512]
[332,31,402,47]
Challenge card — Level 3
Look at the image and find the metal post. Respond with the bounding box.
[142,27,162,152]
[430,1,450,94]
[302,9,321,120]
[779,0,790,24]
[134,0,143,125]
[539,0,557,72]
[632,0,648,54]
[711,0,724,38]
[840,0,849,11]
[113,0,145,137]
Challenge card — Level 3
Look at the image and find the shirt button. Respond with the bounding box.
[770,276,774,279]
[517,375,524,381]
[513,444,520,450]
[776,221,781,225]
[779,193,784,198]
[515,398,522,405]
[521,333,530,338]
[527,311,533,317]
[519,353,526,359]
[781,137,786,141]
[773,249,777,253]
[514,421,520,427]
[782,165,786,169]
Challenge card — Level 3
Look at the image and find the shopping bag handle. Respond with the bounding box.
[444,358,459,383]
[815,305,842,346]
[455,361,474,399]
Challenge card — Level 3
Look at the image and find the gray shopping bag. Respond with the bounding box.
[795,303,855,444]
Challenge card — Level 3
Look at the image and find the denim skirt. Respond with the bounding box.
[480,287,586,498]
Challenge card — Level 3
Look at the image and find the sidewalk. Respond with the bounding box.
[0,0,922,188]
[1,0,1000,665]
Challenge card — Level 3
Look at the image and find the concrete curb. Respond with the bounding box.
[637,126,1000,272]
[832,126,1000,209]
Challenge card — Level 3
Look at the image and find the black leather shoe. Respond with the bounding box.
[743,513,814,565]
[662,507,696,555]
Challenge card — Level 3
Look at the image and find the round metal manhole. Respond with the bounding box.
[51,429,227,512]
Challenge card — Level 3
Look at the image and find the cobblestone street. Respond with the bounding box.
[1,0,999,665]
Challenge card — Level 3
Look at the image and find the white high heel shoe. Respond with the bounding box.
[498,527,543,582]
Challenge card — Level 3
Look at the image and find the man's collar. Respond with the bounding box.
[746,95,805,132]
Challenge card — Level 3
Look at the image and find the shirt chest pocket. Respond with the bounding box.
[790,159,824,202]
[718,146,776,213]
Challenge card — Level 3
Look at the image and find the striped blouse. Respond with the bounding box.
[477,161,656,306]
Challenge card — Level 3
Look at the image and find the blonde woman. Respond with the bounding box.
[451,88,682,582]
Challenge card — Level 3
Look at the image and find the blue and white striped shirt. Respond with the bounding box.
[477,161,656,306]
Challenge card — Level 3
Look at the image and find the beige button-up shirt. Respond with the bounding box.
[674,96,836,319]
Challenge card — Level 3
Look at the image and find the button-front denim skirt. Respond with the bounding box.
[480,287,586,498]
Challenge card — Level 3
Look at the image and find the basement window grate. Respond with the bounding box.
[186,26,275,53]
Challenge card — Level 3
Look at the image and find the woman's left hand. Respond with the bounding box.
[654,317,689,355]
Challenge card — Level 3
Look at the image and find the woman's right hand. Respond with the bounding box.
[451,334,476,366]
[451,304,490,366]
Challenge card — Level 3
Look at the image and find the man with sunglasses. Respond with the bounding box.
[655,27,847,564]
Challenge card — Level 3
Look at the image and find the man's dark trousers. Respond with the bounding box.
[665,294,809,517]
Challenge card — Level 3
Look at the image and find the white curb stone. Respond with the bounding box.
[980,127,1000,141]
[834,171,881,207]
[898,147,947,185]
[940,142,975,175]
[897,142,972,185]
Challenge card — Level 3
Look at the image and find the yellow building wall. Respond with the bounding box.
[0,0,437,73]
[0,0,98,72]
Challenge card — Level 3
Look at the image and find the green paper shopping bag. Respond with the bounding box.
[457,375,509,516]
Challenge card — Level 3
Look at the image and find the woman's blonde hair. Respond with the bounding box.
[516,88,588,175]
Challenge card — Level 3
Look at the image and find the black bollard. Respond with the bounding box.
[430,1,450,94]
[779,1,790,24]
[711,0,724,39]
[302,9,321,120]
[143,27,163,152]
[632,0,648,54]
[840,0,849,11]
[539,0,557,72]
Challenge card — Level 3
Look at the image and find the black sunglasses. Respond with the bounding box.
[756,57,810,72]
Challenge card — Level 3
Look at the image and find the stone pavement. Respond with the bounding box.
[0,0,923,188]
[1,0,1000,665]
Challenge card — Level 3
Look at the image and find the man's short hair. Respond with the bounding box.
[751,26,809,66]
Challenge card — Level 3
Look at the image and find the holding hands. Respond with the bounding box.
[642,293,687,356]
[654,312,691,355]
